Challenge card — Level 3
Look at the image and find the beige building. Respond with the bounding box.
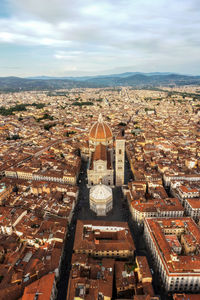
[144,217,200,292]
[90,183,113,216]
[136,256,152,284]
[184,198,200,221]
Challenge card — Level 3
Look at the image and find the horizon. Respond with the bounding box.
[0,0,200,77]
[0,71,199,79]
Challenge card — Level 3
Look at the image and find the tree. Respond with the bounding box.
[44,123,56,130]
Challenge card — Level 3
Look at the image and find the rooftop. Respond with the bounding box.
[74,220,135,253]
[145,217,200,275]
[21,273,55,300]
[90,184,112,201]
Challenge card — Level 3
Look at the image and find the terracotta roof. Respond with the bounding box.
[21,273,55,300]
[173,294,200,300]
[74,220,135,253]
[145,217,200,275]
[136,256,152,279]
[93,144,107,161]
[186,198,200,209]
[89,146,112,170]
[89,114,112,141]
[67,258,114,300]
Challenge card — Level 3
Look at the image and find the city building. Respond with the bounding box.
[136,256,152,284]
[173,294,200,300]
[67,254,114,300]
[89,183,113,216]
[0,182,12,204]
[0,86,200,299]
[127,182,184,226]
[115,261,135,295]
[73,220,135,258]
[21,273,57,300]
[144,217,200,292]
[184,198,200,221]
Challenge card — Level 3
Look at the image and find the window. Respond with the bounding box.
[119,149,122,154]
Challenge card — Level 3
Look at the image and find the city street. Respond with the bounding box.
[56,158,144,300]
[56,159,134,300]
[56,158,169,300]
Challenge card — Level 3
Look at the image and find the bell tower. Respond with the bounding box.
[115,137,125,186]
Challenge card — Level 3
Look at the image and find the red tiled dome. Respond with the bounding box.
[89,114,112,142]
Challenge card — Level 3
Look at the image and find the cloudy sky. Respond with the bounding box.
[0,0,200,77]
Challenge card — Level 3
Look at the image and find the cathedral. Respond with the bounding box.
[87,114,125,216]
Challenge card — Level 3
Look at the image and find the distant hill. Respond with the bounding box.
[0,72,200,92]
[27,72,178,81]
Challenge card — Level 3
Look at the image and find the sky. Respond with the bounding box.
[0,0,200,77]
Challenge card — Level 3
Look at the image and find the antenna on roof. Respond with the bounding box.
[98,113,103,123]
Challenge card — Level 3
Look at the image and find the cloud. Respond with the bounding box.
[2,0,198,49]
[0,0,200,75]
[0,18,73,46]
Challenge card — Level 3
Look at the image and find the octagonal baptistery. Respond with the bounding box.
[89,183,113,216]
[89,113,113,147]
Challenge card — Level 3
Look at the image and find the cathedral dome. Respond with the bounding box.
[89,114,112,143]
[90,183,112,202]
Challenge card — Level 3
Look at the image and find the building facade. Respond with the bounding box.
[144,217,200,292]
[184,198,200,221]
[87,143,114,186]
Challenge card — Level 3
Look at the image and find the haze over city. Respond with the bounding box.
[0,0,200,77]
